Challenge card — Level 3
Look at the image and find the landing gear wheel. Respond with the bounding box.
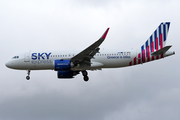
[81,71,89,82]
[26,76,30,80]
[83,76,89,82]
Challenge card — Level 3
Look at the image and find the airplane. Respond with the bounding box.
[5,22,175,81]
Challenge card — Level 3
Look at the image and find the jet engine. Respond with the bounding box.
[57,71,79,78]
[54,59,74,71]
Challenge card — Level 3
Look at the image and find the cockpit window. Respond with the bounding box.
[12,56,19,59]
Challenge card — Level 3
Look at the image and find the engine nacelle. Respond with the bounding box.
[57,71,79,78]
[54,59,74,71]
[57,71,73,78]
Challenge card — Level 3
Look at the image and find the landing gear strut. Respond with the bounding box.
[82,71,89,82]
[26,70,30,80]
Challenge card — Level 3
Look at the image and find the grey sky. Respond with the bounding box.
[0,0,180,120]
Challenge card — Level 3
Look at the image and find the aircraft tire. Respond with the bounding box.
[26,76,30,80]
[84,76,89,82]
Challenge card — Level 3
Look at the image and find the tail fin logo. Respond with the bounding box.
[129,22,170,66]
[141,22,170,62]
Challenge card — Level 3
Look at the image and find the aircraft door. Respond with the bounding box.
[24,52,30,62]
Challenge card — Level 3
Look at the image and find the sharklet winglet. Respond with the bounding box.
[101,28,110,40]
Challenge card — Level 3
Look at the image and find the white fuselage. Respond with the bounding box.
[5,50,174,71]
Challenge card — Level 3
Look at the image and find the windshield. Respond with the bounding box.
[12,56,19,59]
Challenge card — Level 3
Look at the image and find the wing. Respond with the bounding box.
[71,28,110,66]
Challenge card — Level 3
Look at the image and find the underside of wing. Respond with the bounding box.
[71,61,104,71]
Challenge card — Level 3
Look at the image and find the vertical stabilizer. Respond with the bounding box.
[129,22,171,66]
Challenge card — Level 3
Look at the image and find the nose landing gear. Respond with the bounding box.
[82,71,89,82]
[26,70,30,80]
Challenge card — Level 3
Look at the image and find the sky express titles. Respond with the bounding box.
[32,53,51,60]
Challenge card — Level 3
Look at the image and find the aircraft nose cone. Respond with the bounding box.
[5,61,13,68]
[5,62,10,68]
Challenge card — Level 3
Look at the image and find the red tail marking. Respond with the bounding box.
[156,55,159,59]
[161,53,163,58]
[160,33,163,49]
[143,49,145,63]
[155,37,159,59]
[147,46,150,62]
[151,41,154,60]
[134,57,136,65]
[129,61,132,66]
[138,53,141,64]
[151,41,154,52]
[152,56,154,60]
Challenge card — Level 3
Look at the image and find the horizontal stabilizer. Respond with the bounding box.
[151,45,172,56]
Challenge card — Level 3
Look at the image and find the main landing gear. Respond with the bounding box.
[82,70,89,82]
[26,70,30,80]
